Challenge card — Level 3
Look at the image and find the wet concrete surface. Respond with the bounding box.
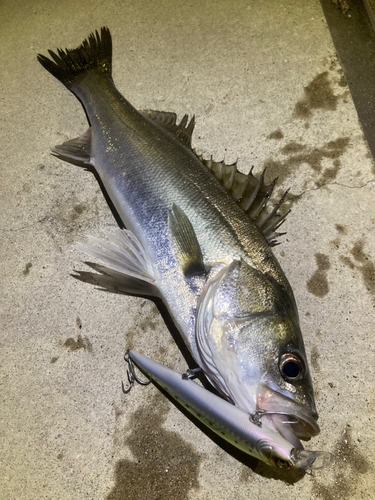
[1,1,375,499]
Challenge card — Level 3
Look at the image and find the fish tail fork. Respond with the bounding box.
[37,27,112,88]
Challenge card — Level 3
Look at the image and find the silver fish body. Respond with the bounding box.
[38,27,328,466]
[69,69,292,359]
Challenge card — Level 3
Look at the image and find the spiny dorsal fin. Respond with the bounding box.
[142,110,195,147]
[168,204,205,277]
[196,154,289,246]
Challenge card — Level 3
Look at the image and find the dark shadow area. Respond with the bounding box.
[106,393,201,500]
[320,0,375,169]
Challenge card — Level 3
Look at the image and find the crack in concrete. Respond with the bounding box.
[287,179,374,201]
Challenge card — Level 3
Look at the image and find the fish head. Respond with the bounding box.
[196,259,319,449]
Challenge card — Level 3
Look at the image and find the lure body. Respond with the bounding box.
[127,350,332,470]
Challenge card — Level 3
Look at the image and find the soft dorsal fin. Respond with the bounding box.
[168,204,205,277]
[142,110,195,147]
[196,154,290,246]
[52,128,92,164]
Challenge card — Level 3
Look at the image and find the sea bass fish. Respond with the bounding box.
[38,27,331,469]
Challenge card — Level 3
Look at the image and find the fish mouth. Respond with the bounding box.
[256,384,320,450]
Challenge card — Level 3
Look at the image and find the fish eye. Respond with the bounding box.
[279,353,304,381]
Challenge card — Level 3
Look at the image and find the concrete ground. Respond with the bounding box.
[1,1,374,499]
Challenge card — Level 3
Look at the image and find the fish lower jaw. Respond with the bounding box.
[260,408,321,455]
[256,383,320,438]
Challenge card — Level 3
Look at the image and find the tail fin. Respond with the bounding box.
[37,27,112,87]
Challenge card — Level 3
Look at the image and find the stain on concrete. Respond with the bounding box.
[280,141,306,155]
[63,334,93,353]
[39,193,99,244]
[76,316,82,329]
[311,425,371,499]
[106,393,201,500]
[340,240,375,305]
[22,183,32,193]
[351,240,368,262]
[330,237,341,250]
[330,224,348,250]
[157,345,169,362]
[335,223,348,235]
[57,453,64,460]
[263,160,287,187]
[22,262,32,276]
[293,72,339,119]
[351,240,375,302]
[337,73,347,88]
[267,128,284,140]
[65,202,89,229]
[340,255,355,270]
[307,253,331,298]
[138,315,161,333]
[50,357,59,364]
[331,0,350,16]
[111,404,125,457]
[263,137,350,187]
[310,345,320,372]
[318,159,341,187]
[73,203,85,216]
[126,304,162,349]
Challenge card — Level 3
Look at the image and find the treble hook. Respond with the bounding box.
[250,410,266,427]
[250,409,300,427]
[181,367,202,380]
[122,350,151,394]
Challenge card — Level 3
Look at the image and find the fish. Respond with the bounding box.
[38,27,331,469]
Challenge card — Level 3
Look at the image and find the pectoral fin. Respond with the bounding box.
[168,204,205,277]
[75,228,160,297]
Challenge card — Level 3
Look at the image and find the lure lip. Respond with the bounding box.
[290,449,334,470]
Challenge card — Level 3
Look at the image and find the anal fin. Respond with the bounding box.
[52,128,92,164]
